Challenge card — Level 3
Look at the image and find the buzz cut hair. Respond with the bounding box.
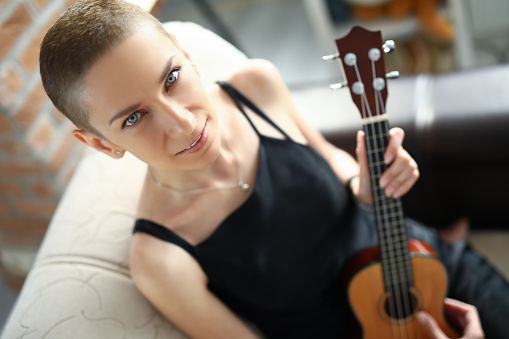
[40,0,173,137]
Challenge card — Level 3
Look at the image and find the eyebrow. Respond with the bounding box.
[108,55,176,127]
[109,103,141,126]
[159,55,175,83]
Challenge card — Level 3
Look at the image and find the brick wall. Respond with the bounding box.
[0,0,161,292]
[0,0,85,291]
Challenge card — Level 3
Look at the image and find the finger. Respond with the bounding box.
[380,151,417,184]
[356,130,369,177]
[443,299,485,338]
[384,127,405,164]
[417,311,448,339]
[390,168,420,198]
[380,153,419,197]
[355,130,373,205]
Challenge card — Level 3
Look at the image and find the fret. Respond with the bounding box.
[380,232,408,243]
[369,160,386,168]
[384,255,412,268]
[380,230,407,242]
[373,198,401,210]
[376,211,404,221]
[365,131,389,141]
[385,274,414,287]
[366,147,386,155]
[379,219,405,229]
[383,260,413,281]
[383,265,413,282]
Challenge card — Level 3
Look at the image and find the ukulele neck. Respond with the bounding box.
[363,116,414,291]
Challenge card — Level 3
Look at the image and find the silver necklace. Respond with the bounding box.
[147,138,250,195]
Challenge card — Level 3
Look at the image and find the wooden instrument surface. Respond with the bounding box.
[332,26,458,338]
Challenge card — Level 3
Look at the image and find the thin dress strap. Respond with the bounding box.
[133,219,197,258]
[217,81,293,141]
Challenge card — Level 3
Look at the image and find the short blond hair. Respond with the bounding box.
[40,0,171,137]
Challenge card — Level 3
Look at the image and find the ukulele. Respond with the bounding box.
[329,26,457,338]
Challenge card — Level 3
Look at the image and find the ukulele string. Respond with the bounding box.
[370,57,421,339]
[375,90,421,339]
[355,62,405,339]
[376,88,422,339]
[356,55,420,339]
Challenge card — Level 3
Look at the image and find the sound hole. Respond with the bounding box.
[384,289,418,319]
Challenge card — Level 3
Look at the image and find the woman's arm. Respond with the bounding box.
[130,236,260,339]
[234,59,419,205]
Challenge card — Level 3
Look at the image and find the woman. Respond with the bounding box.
[40,0,501,338]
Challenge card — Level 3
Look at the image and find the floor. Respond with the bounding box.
[2,0,509,332]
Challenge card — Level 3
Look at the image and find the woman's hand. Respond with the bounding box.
[417,298,485,339]
[354,127,419,205]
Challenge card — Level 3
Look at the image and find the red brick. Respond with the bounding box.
[0,4,32,61]
[0,265,26,293]
[0,201,9,213]
[26,117,55,156]
[29,182,57,197]
[14,201,57,219]
[0,114,15,134]
[0,140,28,156]
[19,11,61,74]
[66,0,81,7]
[0,162,45,176]
[13,83,48,130]
[0,182,23,195]
[0,228,46,247]
[0,0,8,12]
[34,0,53,11]
[0,218,48,232]
[0,67,24,108]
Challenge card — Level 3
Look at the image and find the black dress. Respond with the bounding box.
[134,82,509,338]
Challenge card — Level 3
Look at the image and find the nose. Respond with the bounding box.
[157,99,194,139]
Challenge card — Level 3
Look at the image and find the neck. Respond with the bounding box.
[147,137,240,194]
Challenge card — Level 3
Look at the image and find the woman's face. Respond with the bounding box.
[82,25,221,171]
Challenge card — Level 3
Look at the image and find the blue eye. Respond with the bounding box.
[124,112,142,127]
[165,68,180,89]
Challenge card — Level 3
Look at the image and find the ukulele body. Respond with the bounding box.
[345,240,457,338]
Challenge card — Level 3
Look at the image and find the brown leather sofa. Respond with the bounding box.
[323,65,509,230]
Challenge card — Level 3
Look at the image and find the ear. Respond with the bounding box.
[73,130,124,159]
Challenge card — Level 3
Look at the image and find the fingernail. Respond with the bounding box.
[379,177,387,188]
[384,153,393,164]
[385,187,394,196]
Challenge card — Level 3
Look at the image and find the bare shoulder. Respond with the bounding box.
[226,59,291,107]
[130,232,206,293]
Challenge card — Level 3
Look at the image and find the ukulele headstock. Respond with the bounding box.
[324,26,398,120]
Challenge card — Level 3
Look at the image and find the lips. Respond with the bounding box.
[176,121,208,155]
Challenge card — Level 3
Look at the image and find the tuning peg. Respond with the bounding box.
[329,81,348,90]
[382,40,396,54]
[386,71,399,79]
[322,53,340,61]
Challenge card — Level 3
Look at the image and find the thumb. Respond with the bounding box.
[417,311,448,339]
[355,130,372,205]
